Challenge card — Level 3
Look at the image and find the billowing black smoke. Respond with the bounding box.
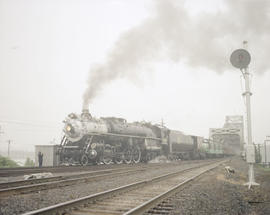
[83,0,270,108]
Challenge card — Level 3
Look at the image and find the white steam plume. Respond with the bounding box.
[83,0,270,108]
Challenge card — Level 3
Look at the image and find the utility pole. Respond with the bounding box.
[161,118,164,127]
[0,126,4,154]
[0,126,4,136]
[7,140,11,158]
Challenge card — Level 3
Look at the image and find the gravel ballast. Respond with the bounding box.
[167,157,270,215]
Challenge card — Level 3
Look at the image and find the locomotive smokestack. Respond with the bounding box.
[81,107,92,120]
[82,101,90,114]
[82,108,90,115]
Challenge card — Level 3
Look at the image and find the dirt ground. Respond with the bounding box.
[168,157,270,215]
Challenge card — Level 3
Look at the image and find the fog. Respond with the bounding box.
[0,0,270,154]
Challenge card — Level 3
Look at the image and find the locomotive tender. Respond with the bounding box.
[58,109,216,165]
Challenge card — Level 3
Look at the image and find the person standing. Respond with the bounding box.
[38,151,43,167]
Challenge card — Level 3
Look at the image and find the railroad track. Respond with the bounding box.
[0,159,205,177]
[21,159,227,215]
[0,166,142,189]
[0,164,128,177]
[0,162,183,197]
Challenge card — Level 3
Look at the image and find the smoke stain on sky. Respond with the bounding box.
[83,0,270,107]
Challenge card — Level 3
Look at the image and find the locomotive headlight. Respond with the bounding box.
[66,125,72,132]
[91,143,97,149]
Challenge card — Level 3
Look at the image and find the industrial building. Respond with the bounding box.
[258,137,270,166]
[209,115,244,155]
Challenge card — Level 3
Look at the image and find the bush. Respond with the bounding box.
[24,157,35,167]
[0,155,19,167]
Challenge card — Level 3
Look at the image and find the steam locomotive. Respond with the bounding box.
[58,109,223,165]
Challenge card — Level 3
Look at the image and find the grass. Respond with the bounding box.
[255,163,270,172]
[0,155,19,168]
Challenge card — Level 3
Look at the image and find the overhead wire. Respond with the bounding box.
[0,119,60,129]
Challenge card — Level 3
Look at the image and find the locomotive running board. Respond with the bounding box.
[85,132,162,141]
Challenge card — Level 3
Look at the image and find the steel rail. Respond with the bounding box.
[0,166,98,177]
[0,165,127,177]
[0,161,196,190]
[123,160,226,215]
[0,158,208,177]
[21,160,224,215]
[0,165,146,189]
[0,176,63,189]
[0,163,174,197]
[0,160,177,177]
[0,168,147,197]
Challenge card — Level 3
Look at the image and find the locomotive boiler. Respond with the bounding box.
[58,109,214,165]
[59,109,169,165]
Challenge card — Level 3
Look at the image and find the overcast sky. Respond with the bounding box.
[0,0,270,153]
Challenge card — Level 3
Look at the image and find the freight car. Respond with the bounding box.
[58,109,218,165]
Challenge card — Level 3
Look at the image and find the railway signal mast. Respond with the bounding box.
[230,41,259,189]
